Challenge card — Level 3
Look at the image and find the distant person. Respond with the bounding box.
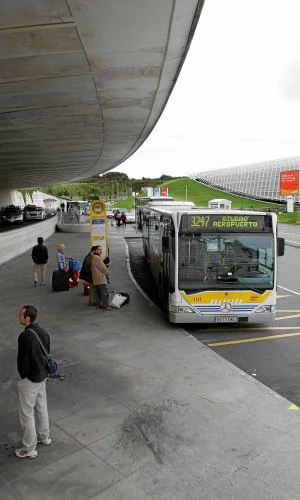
[115,210,121,227]
[31,237,48,287]
[56,243,68,271]
[91,246,110,310]
[15,305,51,459]
[120,212,127,227]
[69,205,75,220]
[60,202,65,212]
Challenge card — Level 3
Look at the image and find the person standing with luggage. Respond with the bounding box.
[15,305,51,459]
[32,237,48,287]
[91,246,110,310]
[79,246,97,305]
[56,243,68,271]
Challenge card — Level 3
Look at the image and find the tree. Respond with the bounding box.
[159,174,173,181]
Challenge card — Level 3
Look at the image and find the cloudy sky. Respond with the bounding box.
[114,0,300,179]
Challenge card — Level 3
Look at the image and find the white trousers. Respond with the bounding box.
[17,378,50,451]
[33,263,47,284]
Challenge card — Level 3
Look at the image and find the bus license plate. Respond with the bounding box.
[215,317,238,323]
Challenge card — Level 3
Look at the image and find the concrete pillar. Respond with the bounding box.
[0,189,25,208]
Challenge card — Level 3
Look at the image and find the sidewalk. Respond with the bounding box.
[1,225,300,500]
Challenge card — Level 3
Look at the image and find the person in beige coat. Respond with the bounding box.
[91,246,110,310]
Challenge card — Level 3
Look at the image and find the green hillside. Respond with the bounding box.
[161,177,283,210]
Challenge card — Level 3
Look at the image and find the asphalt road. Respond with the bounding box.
[127,237,300,406]
[0,214,55,233]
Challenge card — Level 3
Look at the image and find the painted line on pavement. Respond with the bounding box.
[275,313,300,321]
[278,285,300,296]
[194,326,300,333]
[208,331,300,347]
[277,310,300,312]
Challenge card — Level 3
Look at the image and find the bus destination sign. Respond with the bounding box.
[180,214,272,233]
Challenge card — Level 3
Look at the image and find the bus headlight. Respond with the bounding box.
[170,305,195,314]
[255,305,274,313]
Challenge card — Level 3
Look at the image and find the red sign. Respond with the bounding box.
[280,170,299,195]
[161,187,168,197]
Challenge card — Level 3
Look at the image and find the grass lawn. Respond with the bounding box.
[161,177,285,210]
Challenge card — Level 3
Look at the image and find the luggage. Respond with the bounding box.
[69,270,79,288]
[83,281,90,295]
[52,270,69,292]
[109,292,130,309]
[68,258,80,287]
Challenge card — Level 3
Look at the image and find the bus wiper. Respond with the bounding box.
[235,281,265,295]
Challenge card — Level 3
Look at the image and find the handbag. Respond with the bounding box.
[109,293,128,309]
[29,329,58,376]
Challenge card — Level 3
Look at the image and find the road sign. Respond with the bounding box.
[89,200,108,259]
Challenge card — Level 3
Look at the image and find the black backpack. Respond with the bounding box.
[79,254,92,282]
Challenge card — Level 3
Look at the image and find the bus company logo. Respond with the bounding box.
[220,302,232,313]
[92,202,105,215]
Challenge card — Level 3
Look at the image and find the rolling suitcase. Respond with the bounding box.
[52,270,69,292]
[68,258,80,288]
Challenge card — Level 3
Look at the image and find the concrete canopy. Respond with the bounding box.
[0,0,205,190]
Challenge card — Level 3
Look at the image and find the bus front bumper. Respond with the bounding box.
[169,310,276,324]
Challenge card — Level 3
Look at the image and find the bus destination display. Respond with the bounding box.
[180,214,272,233]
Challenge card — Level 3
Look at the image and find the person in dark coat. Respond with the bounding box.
[31,237,48,287]
[15,305,52,459]
[114,210,121,226]
[80,246,97,305]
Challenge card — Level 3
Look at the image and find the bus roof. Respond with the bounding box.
[142,205,277,217]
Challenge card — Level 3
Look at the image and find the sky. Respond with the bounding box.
[113,0,300,179]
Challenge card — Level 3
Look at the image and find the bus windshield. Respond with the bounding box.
[178,233,274,293]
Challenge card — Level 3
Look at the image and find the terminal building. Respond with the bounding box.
[192,156,300,204]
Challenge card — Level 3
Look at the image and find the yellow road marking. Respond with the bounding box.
[196,326,300,333]
[275,314,300,321]
[208,331,300,347]
[277,295,290,298]
[277,310,300,312]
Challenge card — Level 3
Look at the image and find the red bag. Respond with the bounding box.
[83,281,90,295]
[69,270,79,288]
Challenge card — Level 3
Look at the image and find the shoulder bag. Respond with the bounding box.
[29,328,58,375]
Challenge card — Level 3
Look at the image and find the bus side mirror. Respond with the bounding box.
[277,237,285,256]
[162,236,169,253]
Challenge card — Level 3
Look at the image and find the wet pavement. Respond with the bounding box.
[1,224,300,499]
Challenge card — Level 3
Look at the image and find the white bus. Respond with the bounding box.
[141,203,285,324]
[136,196,174,229]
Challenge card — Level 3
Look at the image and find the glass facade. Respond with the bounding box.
[191,156,300,203]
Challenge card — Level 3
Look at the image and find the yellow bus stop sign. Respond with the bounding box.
[89,200,108,259]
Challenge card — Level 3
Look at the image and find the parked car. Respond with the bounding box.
[125,211,136,223]
[24,205,46,221]
[0,205,24,224]
[106,209,115,218]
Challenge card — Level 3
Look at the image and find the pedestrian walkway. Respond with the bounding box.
[1,225,300,499]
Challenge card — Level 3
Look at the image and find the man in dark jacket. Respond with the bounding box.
[15,305,51,459]
[31,236,48,287]
[80,246,97,305]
